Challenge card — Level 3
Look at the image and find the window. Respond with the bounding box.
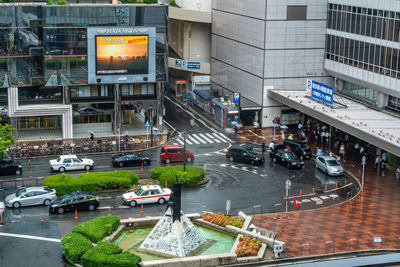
[63,159,72,164]
[287,6,307,21]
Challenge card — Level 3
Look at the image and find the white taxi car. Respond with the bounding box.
[50,155,94,173]
[122,185,171,207]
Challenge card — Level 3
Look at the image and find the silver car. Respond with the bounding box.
[315,156,344,176]
[5,186,57,208]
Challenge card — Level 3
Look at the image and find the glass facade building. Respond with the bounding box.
[0,4,168,139]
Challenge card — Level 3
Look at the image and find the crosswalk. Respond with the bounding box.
[174,132,232,146]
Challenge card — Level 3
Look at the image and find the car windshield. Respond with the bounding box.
[57,157,62,162]
[60,195,71,203]
[301,143,310,150]
[16,189,26,197]
[135,188,144,195]
[77,157,83,161]
[284,151,296,159]
[241,145,258,155]
[326,159,340,166]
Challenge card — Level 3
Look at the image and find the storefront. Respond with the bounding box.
[169,78,187,98]
[239,97,262,128]
[211,98,239,130]
[17,115,61,129]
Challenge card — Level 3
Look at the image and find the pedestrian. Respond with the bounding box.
[320,131,325,146]
[344,134,349,147]
[298,122,303,136]
[381,160,386,176]
[233,125,238,135]
[325,131,330,146]
[167,131,171,141]
[89,132,94,143]
[269,140,275,151]
[288,133,293,140]
[261,142,266,155]
[189,118,195,132]
[374,156,380,170]
[339,142,345,159]
[253,120,259,134]
[281,130,285,141]
[314,127,319,143]
[382,151,388,163]
[396,167,400,184]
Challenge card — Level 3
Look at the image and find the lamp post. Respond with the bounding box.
[183,132,186,172]
[361,155,366,191]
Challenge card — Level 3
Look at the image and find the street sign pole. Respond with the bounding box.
[361,156,366,191]
[285,180,291,214]
[272,119,277,141]
[118,124,121,152]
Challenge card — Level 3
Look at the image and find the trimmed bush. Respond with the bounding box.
[72,216,120,243]
[151,166,205,186]
[61,232,93,263]
[82,241,142,267]
[235,236,262,257]
[201,212,243,228]
[43,171,138,195]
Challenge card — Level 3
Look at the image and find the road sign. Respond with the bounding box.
[361,155,366,165]
[226,200,231,215]
[145,120,150,127]
[306,79,333,105]
[233,93,240,104]
[273,119,277,125]
[285,180,291,190]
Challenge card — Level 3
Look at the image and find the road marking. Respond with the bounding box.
[211,133,228,143]
[205,133,222,143]
[97,206,112,209]
[218,133,232,142]
[0,232,60,243]
[191,134,207,144]
[199,133,214,143]
[176,138,184,145]
[187,135,200,145]
[97,196,113,200]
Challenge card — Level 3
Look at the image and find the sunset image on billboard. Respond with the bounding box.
[96,35,148,75]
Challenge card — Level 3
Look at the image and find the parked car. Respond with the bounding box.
[226,144,265,165]
[122,185,171,207]
[160,145,194,164]
[112,153,151,167]
[5,186,56,208]
[282,140,312,160]
[315,156,344,176]
[49,191,99,214]
[50,155,94,173]
[270,149,304,168]
[0,157,22,176]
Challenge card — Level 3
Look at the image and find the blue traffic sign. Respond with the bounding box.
[145,121,150,127]
[272,119,277,125]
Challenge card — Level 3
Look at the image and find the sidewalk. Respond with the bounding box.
[243,127,400,256]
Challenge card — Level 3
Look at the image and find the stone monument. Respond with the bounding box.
[140,183,206,257]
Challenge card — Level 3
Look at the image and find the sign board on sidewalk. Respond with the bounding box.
[145,120,150,127]
[306,79,333,105]
[233,93,240,104]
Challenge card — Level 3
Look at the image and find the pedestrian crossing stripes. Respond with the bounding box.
[175,132,231,146]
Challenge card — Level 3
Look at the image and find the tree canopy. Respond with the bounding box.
[0,118,15,159]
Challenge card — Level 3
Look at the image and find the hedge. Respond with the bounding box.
[150,166,205,186]
[201,212,243,228]
[72,216,120,243]
[43,171,139,195]
[82,241,141,267]
[61,232,93,263]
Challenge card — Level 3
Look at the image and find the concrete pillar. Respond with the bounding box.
[376,92,386,108]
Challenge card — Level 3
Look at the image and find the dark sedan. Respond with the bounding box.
[0,157,22,176]
[270,149,304,169]
[112,153,151,167]
[49,191,99,214]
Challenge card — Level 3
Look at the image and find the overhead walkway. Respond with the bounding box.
[268,89,400,157]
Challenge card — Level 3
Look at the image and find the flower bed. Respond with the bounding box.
[151,166,205,186]
[201,212,243,229]
[235,236,262,257]
[43,170,139,195]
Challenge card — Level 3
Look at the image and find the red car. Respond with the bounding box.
[160,145,194,164]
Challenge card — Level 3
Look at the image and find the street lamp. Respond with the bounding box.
[361,155,366,191]
[183,132,187,172]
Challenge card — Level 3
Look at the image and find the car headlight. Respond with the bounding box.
[303,151,306,155]
[18,165,22,168]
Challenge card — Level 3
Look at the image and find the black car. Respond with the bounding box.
[0,157,22,176]
[49,191,99,214]
[270,149,304,168]
[226,144,265,165]
[282,140,312,160]
[112,153,151,167]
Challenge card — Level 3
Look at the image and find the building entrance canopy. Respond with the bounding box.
[269,90,400,157]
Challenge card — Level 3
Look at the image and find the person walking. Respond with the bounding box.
[253,120,259,134]
[261,142,266,156]
[339,142,345,160]
[269,140,275,151]
[89,132,94,144]
[396,167,400,184]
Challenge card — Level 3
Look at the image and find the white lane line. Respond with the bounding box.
[187,135,200,144]
[218,133,232,142]
[97,196,113,200]
[185,138,193,145]
[173,143,178,145]
[191,134,207,144]
[0,232,60,243]
[199,133,214,143]
[176,138,184,145]
[97,206,112,209]
[212,133,229,143]
[205,133,222,143]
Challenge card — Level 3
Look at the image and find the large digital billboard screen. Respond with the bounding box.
[96,35,148,75]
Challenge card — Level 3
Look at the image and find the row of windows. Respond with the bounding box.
[341,81,378,103]
[327,6,400,42]
[325,34,400,79]
[388,95,400,112]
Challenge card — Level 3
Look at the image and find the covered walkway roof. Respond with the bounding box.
[268,90,400,157]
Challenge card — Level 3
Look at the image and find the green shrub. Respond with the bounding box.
[72,216,120,243]
[151,166,205,186]
[43,171,138,195]
[82,241,142,267]
[56,0,67,4]
[61,233,93,263]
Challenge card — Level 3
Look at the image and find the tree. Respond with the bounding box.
[0,118,15,159]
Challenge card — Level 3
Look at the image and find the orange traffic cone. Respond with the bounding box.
[75,209,78,220]
[141,162,144,170]
[165,180,167,188]
[299,188,302,198]
[296,201,300,209]
[312,186,315,196]
[29,170,32,178]
[140,204,144,213]
[108,207,111,216]
[0,214,3,224]
[293,196,296,204]
[86,168,89,174]
[325,184,327,193]
[40,212,44,223]
[344,179,347,187]
[133,184,136,191]
[335,182,338,191]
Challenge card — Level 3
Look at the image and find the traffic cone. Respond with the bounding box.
[0,214,3,225]
[29,170,32,178]
[325,184,327,193]
[140,204,144,213]
[40,212,43,223]
[299,188,302,198]
[75,209,78,220]
[312,186,315,196]
[335,182,338,191]
[344,179,347,187]
[296,201,300,209]
[293,196,296,204]
[108,207,111,216]
[133,184,136,191]
[165,180,167,188]
[86,168,89,174]
[141,162,144,170]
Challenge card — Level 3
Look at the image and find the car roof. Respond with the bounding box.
[24,186,48,192]
[65,191,94,196]
[59,155,78,159]
[319,156,337,160]
[140,185,162,190]
[162,145,183,149]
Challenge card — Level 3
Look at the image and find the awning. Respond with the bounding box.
[193,89,213,101]
[240,96,261,110]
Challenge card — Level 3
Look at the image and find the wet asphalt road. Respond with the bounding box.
[0,101,357,267]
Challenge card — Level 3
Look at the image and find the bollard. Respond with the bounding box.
[325,184,327,193]
[0,213,3,225]
[29,170,32,178]
[335,182,338,191]
[140,204,144,213]
[299,188,302,198]
[293,196,296,204]
[75,209,78,220]
[141,162,144,170]
[108,207,111,216]
[312,186,315,196]
[40,212,44,223]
